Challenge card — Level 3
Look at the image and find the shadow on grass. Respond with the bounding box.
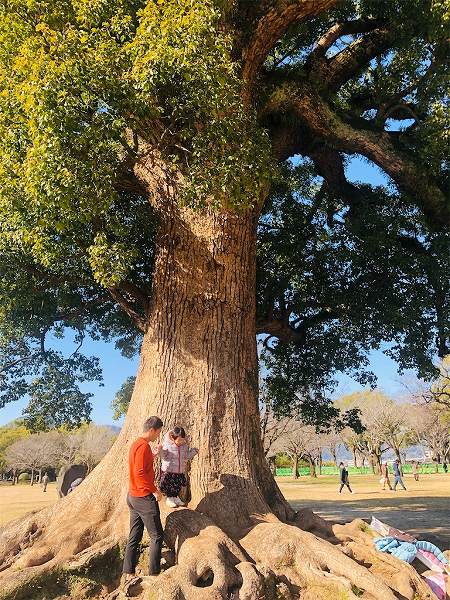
[288,495,450,549]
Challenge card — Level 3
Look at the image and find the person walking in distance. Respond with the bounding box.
[411,461,420,482]
[41,472,49,492]
[122,416,164,587]
[339,462,354,494]
[380,462,392,490]
[392,459,407,491]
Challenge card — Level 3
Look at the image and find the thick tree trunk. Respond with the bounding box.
[119,206,291,535]
[0,179,438,600]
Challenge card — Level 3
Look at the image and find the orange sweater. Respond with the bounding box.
[128,437,156,497]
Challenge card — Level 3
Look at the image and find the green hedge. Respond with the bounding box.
[275,464,448,477]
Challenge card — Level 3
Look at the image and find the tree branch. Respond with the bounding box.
[322,28,394,93]
[264,85,449,228]
[242,0,338,97]
[107,287,148,332]
[306,19,387,65]
[257,308,339,345]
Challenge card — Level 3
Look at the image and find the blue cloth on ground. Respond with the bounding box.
[390,543,417,563]
[374,537,447,565]
[415,541,449,564]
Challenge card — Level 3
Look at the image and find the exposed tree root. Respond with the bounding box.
[0,500,445,600]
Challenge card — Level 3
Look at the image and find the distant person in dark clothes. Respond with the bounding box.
[392,459,407,491]
[443,462,448,473]
[339,462,354,494]
[122,416,164,588]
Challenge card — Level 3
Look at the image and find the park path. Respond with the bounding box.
[278,473,450,550]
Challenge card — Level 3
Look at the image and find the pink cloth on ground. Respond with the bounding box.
[421,572,447,600]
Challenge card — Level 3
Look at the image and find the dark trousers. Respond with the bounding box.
[339,482,352,493]
[393,475,406,490]
[123,493,164,576]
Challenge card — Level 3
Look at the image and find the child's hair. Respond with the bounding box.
[170,426,186,440]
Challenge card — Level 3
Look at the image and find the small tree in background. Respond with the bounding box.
[410,404,450,471]
[76,425,116,473]
[0,421,29,480]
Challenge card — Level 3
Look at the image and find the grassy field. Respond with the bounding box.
[278,472,450,549]
[0,482,59,525]
[1,474,448,550]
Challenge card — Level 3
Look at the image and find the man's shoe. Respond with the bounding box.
[166,497,178,508]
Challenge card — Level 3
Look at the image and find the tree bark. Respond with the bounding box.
[117,204,292,535]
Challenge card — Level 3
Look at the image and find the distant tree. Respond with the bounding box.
[260,385,294,459]
[5,437,43,485]
[111,376,136,421]
[410,404,450,470]
[0,420,29,479]
[320,431,342,467]
[274,422,322,479]
[76,425,116,473]
[402,356,450,409]
[337,390,397,472]
[365,397,413,464]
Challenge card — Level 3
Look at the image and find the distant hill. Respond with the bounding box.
[105,424,121,434]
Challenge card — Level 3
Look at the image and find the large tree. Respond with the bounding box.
[0,1,448,598]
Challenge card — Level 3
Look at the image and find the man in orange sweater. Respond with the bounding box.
[122,416,164,583]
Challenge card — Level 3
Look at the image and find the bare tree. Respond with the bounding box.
[273,422,322,479]
[340,427,367,468]
[320,431,342,467]
[55,430,85,467]
[365,398,413,465]
[409,404,450,471]
[77,425,116,473]
[401,357,450,409]
[5,437,42,485]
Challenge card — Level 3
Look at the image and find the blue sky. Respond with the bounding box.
[0,156,416,426]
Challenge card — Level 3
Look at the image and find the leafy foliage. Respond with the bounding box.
[0,0,448,427]
[111,375,135,420]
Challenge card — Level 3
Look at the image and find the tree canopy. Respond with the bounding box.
[0,0,448,423]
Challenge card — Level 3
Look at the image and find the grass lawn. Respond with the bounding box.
[1,474,448,550]
[278,472,450,549]
[0,481,58,526]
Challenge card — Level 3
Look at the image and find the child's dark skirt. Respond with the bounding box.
[159,472,187,497]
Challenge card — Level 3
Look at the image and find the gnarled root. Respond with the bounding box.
[333,519,438,600]
[241,521,399,600]
[0,501,444,600]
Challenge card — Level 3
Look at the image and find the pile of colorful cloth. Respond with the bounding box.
[370,517,449,599]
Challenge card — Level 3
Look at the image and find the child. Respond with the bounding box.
[339,461,354,494]
[159,426,198,508]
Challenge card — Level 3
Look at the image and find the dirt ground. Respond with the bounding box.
[1,475,448,551]
[278,472,450,550]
